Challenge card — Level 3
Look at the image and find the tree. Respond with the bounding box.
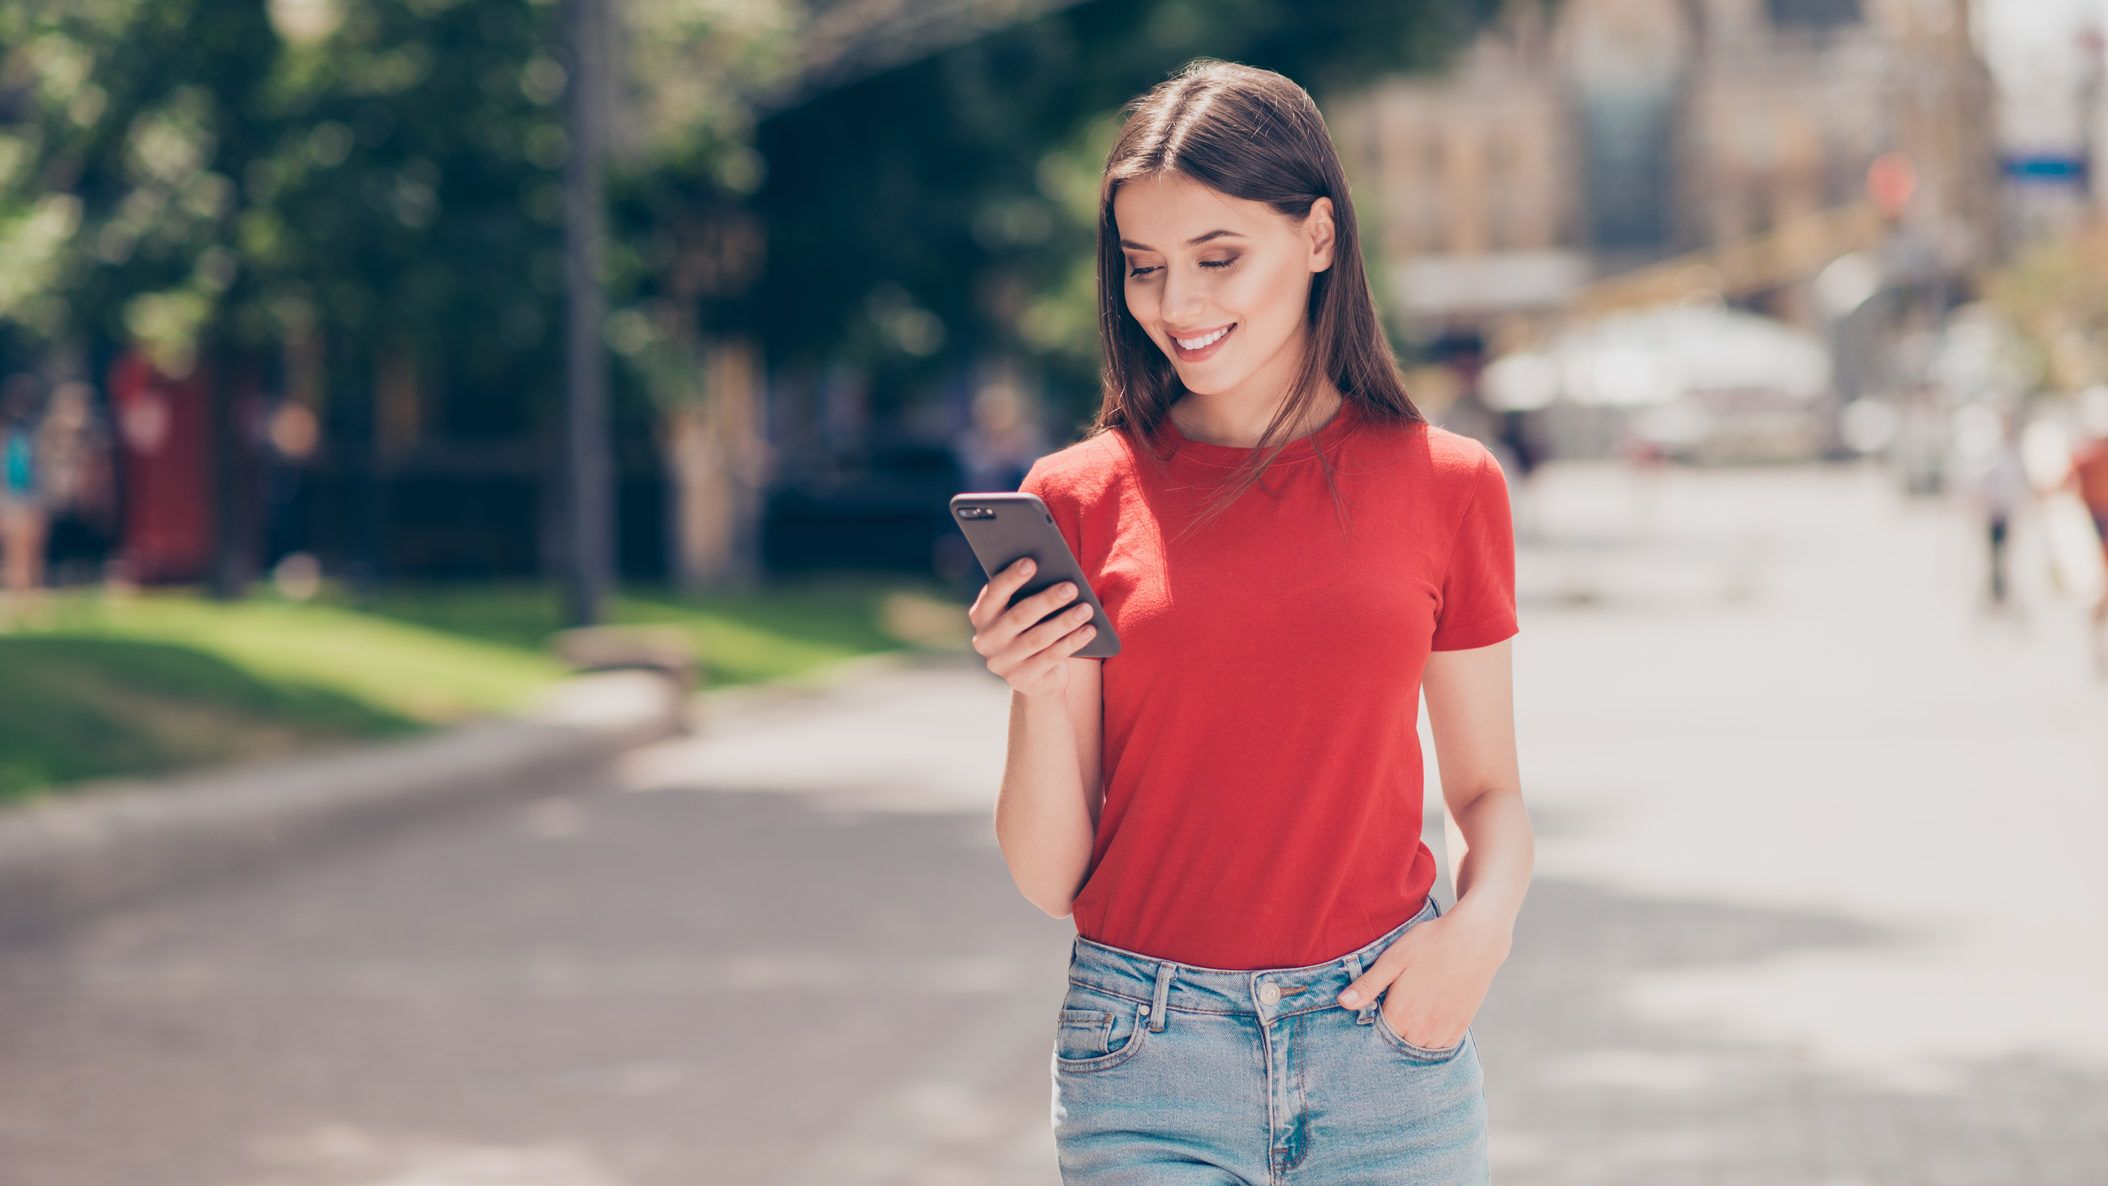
[604,0,1506,585]
[2,0,1507,594]
[1,0,575,594]
[0,0,285,597]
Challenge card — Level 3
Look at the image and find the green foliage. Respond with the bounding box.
[266,0,576,431]
[0,0,280,370]
[0,0,575,429]
[747,0,1506,415]
[1983,219,2108,394]
[0,0,1501,457]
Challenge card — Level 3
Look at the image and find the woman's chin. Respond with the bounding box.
[1170,371,1231,396]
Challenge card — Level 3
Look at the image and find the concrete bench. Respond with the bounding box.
[549,625,701,732]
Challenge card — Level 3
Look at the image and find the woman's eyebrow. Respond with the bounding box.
[1118,229,1246,251]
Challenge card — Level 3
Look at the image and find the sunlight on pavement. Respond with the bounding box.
[237,1126,633,1186]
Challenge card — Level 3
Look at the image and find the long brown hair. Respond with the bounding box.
[1073,58,1429,539]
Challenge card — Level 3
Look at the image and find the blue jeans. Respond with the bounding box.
[1050,893,1489,1184]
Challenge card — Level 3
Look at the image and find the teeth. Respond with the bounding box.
[1176,326,1230,350]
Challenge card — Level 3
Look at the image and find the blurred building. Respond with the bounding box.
[1992,18,2107,243]
[1335,0,1999,337]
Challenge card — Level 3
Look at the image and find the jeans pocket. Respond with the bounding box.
[1373,1006,1470,1063]
[1052,982,1150,1072]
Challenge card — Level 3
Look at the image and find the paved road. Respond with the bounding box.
[1,459,2103,1185]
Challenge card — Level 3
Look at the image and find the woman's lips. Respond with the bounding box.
[1171,323,1236,362]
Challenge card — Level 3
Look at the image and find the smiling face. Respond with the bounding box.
[1113,173,1336,406]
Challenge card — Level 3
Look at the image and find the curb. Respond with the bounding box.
[682,647,937,725]
[0,668,686,942]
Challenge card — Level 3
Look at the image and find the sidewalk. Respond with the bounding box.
[0,651,921,942]
[3,464,2102,1183]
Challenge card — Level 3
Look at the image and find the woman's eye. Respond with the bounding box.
[1126,258,1237,278]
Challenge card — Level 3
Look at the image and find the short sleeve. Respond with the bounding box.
[1429,450,1519,651]
[1018,454,1083,564]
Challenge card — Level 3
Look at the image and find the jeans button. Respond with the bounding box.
[1258,982,1281,1005]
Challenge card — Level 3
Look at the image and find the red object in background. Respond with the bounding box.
[109,347,213,582]
[1866,151,1916,218]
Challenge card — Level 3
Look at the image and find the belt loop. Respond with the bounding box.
[1341,951,1375,1025]
[1149,961,1175,1032]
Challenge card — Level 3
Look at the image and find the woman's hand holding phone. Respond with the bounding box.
[968,556,1099,700]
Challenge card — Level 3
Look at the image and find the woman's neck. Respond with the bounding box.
[1169,385,1345,448]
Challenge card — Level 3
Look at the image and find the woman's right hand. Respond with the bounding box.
[968,556,1099,699]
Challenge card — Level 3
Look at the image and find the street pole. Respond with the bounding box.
[563,0,614,627]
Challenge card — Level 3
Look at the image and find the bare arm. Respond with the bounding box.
[994,655,1103,918]
[1333,634,1529,1033]
[969,556,1105,919]
[1422,637,1531,954]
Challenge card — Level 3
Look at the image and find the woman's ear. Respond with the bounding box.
[1307,196,1337,274]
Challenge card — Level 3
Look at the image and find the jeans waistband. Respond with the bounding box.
[1065,894,1444,1027]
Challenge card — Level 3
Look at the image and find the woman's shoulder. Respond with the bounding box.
[1423,422,1502,476]
[1019,427,1131,500]
[1357,411,1500,481]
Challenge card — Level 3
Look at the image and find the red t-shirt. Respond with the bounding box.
[1018,398,1519,969]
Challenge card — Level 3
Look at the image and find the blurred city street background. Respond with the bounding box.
[5,0,2108,1183]
[5,460,2105,1185]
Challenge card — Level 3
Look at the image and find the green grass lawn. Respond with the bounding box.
[0,574,968,803]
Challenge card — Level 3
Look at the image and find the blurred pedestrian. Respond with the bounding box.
[35,381,117,587]
[1957,409,2030,614]
[0,374,51,625]
[2061,396,2108,675]
[1429,328,1499,447]
[956,374,1047,493]
[1497,408,1543,483]
[1495,406,1547,543]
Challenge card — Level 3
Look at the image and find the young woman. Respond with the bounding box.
[967,60,1531,1183]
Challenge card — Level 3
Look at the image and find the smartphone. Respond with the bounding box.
[950,491,1120,658]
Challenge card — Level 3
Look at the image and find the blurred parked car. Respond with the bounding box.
[761,437,968,579]
[1629,386,1837,465]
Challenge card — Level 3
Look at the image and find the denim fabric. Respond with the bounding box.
[1050,894,1489,1184]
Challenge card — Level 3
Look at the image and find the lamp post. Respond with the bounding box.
[563,0,614,627]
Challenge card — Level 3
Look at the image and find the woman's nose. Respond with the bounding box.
[1160,276,1206,327]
